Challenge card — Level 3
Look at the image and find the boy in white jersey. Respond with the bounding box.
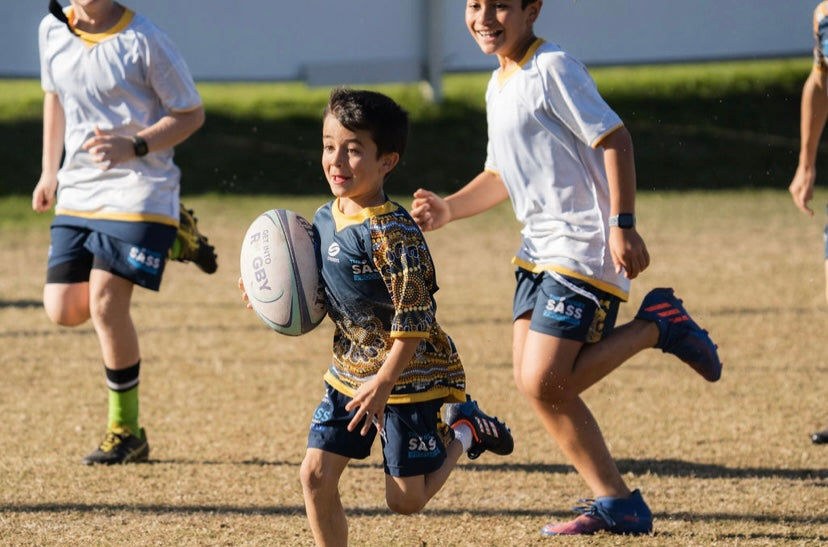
[411,0,722,536]
[241,87,513,546]
[789,1,828,444]
[33,0,213,464]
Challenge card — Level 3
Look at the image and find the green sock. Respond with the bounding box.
[169,237,181,259]
[108,385,140,436]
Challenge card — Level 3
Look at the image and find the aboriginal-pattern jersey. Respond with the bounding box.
[39,6,202,226]
[484,38,629,300]
[314,199,465,404]
[815,2,828,70]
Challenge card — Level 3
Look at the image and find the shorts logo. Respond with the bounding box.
[312,396,333,424]
[128,246,163,274]
[543,296,585,325]
[407,433,439,459]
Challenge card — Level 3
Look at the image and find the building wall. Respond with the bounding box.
[4,1,816,82]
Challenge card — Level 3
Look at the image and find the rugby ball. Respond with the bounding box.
[239,209,326,336]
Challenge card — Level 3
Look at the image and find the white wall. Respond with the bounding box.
[4,1,816,82]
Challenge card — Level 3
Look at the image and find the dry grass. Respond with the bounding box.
[0,190,826,546]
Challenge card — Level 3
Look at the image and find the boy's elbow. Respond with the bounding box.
[193,106,206,129]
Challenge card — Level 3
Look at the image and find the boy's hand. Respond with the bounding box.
[345,378,392,436]
[238,277,253,309]
[411,188,451,231]
[32,173,58,212]
[81,126,135,170]
[609,227,650,279]
[789,165,816,217]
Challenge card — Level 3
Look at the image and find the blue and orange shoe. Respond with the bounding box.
[541,489,653,536]
[444,395,513,460]
[635,287,722,382]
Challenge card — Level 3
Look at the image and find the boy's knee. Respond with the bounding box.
[299,457,323,492]
[386,491,426,515]
[43,286,90,326]
[519,373,578,408]
[43,302,88,326]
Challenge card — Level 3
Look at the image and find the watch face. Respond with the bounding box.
[133,137,148,157]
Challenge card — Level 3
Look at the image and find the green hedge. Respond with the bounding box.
[0,58,813,196]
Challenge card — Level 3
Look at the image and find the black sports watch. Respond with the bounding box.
[132,135,149,157]
[608,213,636,229]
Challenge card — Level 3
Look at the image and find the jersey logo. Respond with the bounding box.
[326,242,341,263]
[350,259,380,281]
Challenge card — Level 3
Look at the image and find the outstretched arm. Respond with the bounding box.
[790,65,828,217]
[410,170,509,231]
[601,126,650,279]
[345,337,422,436]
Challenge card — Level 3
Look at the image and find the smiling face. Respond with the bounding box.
[321,114,397,215]
[465,0,541,64]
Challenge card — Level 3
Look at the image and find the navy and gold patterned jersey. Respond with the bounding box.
[314,198,466,405]
[814,2,828,70]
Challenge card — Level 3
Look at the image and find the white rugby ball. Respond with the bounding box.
[239,209,327,336]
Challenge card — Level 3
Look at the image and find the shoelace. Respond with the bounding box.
[572,499,615,527]
[98,429,125,452]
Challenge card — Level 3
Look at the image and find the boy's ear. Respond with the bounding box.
[528,0,542,23]
[381,152,400,173]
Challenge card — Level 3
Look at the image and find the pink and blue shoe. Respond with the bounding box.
[635,287,722,382]
[542,489,653,536]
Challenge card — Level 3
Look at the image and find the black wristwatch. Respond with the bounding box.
[132,135,149,157]
[608,213,636,229]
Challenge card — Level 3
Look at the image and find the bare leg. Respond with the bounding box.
[384,435,464,514]
[88,269,139,370]
[823,259,827,304]
[512,315,658,498]
[43,282,90,326]
[300,448,350,547]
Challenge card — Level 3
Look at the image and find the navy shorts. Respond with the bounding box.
[47,216,176,291]
[823,204,827,259]
[308,382,448,477]
[513,268,620,344]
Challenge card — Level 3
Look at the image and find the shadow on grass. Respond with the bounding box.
[143,456,827,482]
[0,299,42,309]
[462,458,828,481]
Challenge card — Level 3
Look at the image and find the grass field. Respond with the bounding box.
[0,189,826,546]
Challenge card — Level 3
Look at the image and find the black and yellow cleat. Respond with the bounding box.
[170,203,218,274]
[81,424,149,465]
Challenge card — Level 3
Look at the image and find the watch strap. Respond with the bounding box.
[609,213,636,229]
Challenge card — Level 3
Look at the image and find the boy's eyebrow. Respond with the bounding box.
[322,134,365,146]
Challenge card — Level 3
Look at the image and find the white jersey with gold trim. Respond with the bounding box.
[38,7,202,225]
[483,39,629,299]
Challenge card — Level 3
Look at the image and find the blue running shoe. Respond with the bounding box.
[635,287,722,382]
[444,395,513,460]
[541,489,653,536]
